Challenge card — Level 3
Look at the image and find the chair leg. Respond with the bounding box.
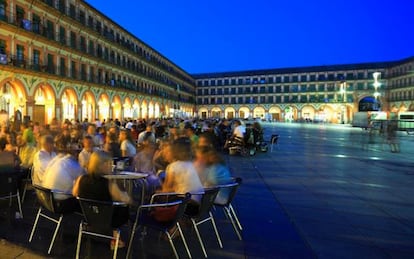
[209,212,223,248]
[224,207,242,240]
[229,204,243,230]
[126,221,139,258]
[29,207,42,242]
[76,222,83,259]
[48,214,63,254]
[177,222,192,259]
[113,230,120,259]
[192,218,208,258]
[17,191,23,218]
[165,230,179,259]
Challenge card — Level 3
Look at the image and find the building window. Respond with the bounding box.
[203,89,208,95]
[32,49,40,70]
[284,76,290,83]
[238,78,243,85]
[0,1,6,21]
[16,44,24,61]
[260,96,266,103]
[268,96,274,103]
[230,88,236,94]
[268,77,274,83]
[47,54,54,74]
[224,88,229,95]
[292,76,298,82]
[238,97,243,104]
[231,97,236,103]
[59,26,66,44]
[217,88,222,95]
[301,75,307,82]
[70,31,77,49]
[276,76,282,83]
[71,61,77,78]
[46,20,54,40]
[217,79,222,86]
[210,80,216,86]
[60,57,66,76]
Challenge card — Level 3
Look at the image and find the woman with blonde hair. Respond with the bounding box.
[73,150,131,249]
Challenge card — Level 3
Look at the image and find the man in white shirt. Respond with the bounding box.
[42,154,85,200]
[232,120,246,139]
[32,135,56,186]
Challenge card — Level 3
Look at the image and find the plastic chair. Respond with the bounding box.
[186,187,222,258]
[28,185,78,254]
[214,177,243,240]
[21,166,33,203]
[76,198,128,259]
[127,193,192,259]
[270,134,279,152]
[0,172,23,219]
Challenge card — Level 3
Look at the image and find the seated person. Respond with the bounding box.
[103,132,121,158]
[42,154,85,211]
[32,135,57,186]
[160,137,204,215]
[17,134,37,170]
[194,146,233,204]
[73,150,131,249]
[78,135,98,170]
[0,137,21,173]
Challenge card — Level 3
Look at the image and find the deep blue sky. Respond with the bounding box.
[85,0,413,74]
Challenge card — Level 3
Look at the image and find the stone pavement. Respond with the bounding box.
[1,122,413,258]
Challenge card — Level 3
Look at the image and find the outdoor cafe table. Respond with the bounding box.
[104,172,148,205]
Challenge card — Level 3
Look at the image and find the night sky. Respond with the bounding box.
[85,0,413,74]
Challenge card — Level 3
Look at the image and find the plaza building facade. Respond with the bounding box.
[0,0,195,126]
[193,57,414,123]
[0,0,413,127]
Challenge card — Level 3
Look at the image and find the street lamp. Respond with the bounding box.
[373,72,381,110]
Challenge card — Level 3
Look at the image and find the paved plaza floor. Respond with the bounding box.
[1,122,413,258]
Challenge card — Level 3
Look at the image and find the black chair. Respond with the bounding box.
[29,185,78,254]
[76,198,128,259]
[270,134,279,152]
[127,193,192,259]
[21,166,33,203]
[0,172,23,219]
[186,187,222,258]
[214,177,243,240]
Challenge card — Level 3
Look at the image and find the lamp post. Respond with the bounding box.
[338,81,347,124]
[373,72,381,110]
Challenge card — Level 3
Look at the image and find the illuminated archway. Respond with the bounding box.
[34,84,55,125]
[154,102,160,118]
[269,106,281,121]
[132,99,140,118]
[61,88,77,121]
[112,95,122,119]
[211,107,222,118]
[198,107,208,119]
[97,94,110,121]
[224,107,235,119]
[253,106,265,119]
[141,100,148,119]
[301,105,316,121]
[81,91,95,121]
[148,101,154,118]
[0,79,27,128]
[238,106,250,119]
[123,97,132,118]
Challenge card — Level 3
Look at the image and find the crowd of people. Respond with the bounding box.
[0,116,244,249]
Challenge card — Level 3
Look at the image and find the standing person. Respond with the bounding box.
[119,129,136,158]
[73,151,131,249]
[387,120,400,153]
[32,135,57,185]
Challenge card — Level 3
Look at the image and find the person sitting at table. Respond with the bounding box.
[78,135,98,171]
[194,146,233,204]
[0,137,21,173]
[103,132,121,158]
[160,137,203,215]
[137,124,155,147]
[42,153,85,211]
[32,135,57,185]
[73,150,131,249]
